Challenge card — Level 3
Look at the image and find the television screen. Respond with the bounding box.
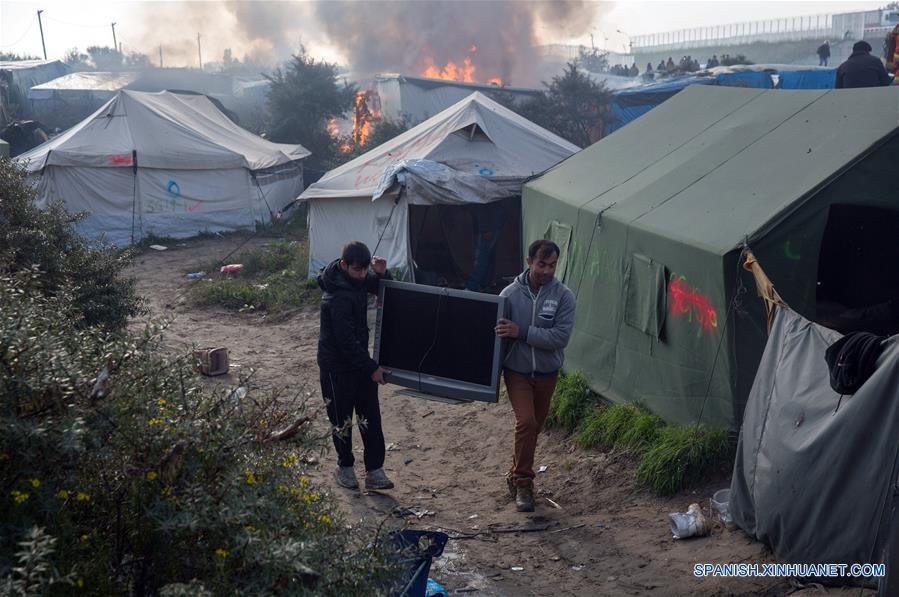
[374,280,505,403]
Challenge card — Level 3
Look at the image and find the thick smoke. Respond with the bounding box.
[314,1,602,86]
[127,1,605,86]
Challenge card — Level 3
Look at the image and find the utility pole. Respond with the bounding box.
[36,10,47,60]
[159,45,163,68]
[111,22,117,52]
[197,33,202,70]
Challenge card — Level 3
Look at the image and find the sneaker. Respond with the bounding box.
[334,466,359,489]
[365,468,395,490]
[515,482,535,512]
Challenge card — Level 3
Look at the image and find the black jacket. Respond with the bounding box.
[836,51,892,88]
[316,259,391,374]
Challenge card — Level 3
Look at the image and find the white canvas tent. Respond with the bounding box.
[300,92,578,283]
[15,89,309,245]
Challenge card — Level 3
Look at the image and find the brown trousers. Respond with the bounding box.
[504,369,559,484]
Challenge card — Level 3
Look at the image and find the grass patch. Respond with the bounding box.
[545,371,592,432]
[189,239,321,314]
[553,369,731,496]
[575,403,664,452]
[636,423,731,496]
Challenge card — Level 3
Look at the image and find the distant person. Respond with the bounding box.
[707,54,720,68]
[646,61,654,74]
[836,41,892,88]
[317,241,394,491]
[818,41,831,66]
[629,63,639,77]
[666,57,675,71]
[657,60,666,72]
[495,240,576,513]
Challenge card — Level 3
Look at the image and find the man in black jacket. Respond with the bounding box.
[317,241,393,490]
[836,41,892,88]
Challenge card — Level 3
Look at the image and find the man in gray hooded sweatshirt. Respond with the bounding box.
[495,240,576,512]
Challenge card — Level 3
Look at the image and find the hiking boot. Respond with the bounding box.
[515,483,535,512]
[365,468,395,490]
[506,473,516,498]
[334,466,359,489]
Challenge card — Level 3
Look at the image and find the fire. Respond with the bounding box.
[422,56,477,83]
[352,90,381,150]
[487,77,503,86]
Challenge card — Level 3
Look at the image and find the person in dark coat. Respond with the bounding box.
[817,41,831,66]
[317,241,394,491]
[836,41,892,88]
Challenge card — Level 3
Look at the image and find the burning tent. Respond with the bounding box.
[15,90,309,245]
[299,92,578,288]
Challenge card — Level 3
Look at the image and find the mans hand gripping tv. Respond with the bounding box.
[495,240,576,513]
[317,241,393,492]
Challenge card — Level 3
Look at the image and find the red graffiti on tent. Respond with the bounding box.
[107,154,133,166]
[668,276,717,333]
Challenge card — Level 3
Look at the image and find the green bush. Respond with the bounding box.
[545,372,592,432]
[636,424,731,496]
[0,158,142,330]
[0,271,399,594]
[190,240,321,314]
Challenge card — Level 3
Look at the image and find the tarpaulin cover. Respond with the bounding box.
[303,92,578,276]
[608,71,774,132]
[778,69,837,90]
[522,85,899,428]
[730,306,899,571]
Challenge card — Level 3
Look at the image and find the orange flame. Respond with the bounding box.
[352,90,381,150]
[487,77,503,86]
[422,56,476,83]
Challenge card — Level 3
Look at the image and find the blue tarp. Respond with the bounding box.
[609,71,775,132]
[777,69,837,90]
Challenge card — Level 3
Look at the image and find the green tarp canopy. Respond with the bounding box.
[522,85,899,428]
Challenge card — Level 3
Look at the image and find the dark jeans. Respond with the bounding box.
[319,369,386,471]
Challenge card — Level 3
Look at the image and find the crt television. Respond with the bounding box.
[373,280,506,403]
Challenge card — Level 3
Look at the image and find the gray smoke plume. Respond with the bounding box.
[314,1,604,86]
[127,1,606,86]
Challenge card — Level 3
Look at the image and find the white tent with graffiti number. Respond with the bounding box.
[15,89,309,245]
[299,92,578,287]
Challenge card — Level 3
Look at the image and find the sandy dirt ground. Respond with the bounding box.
[127,235,872,597]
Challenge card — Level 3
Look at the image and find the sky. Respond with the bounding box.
[0,0,886,65]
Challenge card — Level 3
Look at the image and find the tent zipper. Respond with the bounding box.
[530,283,541,377]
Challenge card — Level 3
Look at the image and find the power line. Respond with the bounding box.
[0,14,37,49]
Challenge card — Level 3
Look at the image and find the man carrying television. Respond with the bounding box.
[495,240,576,512]
[317,241,394,491]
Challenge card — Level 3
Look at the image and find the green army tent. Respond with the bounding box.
[522,85,899,428]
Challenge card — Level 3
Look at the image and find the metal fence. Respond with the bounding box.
[632,14,835,53]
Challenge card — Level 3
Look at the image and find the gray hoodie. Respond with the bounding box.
[500,270,576,376]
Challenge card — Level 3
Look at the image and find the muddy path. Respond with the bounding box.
[127,235,867,596]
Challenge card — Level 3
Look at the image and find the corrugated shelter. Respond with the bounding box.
[522,85,899,428]
[300,92,578,286]
[16,90,309,245]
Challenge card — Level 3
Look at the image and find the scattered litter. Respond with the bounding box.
[510,567,524,571]
[186,271,206,280]
[194,347,229,376]
[468,514,479,519]
[571,565,584,571]
[550,556,561,562]
[404,458,414,465]
[425,578,447,596]
[549,523,585,534]
[710,488,734,529]
[669,503,710,539]
[545,497,562,510]
[386,443,399,451]
[149,244,167,251]
[594,521,610,529]
[226,386,247,403]
[220,263,243,274]
[254,283,269,290]
[537,465,548,473]
[422,411,435,418]
[394,506,436,519]
[455,587,477,594]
